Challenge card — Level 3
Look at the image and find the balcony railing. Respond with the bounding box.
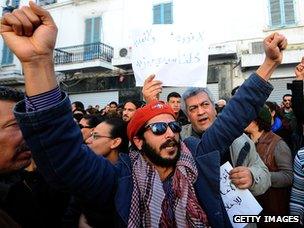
[54,42,113,65]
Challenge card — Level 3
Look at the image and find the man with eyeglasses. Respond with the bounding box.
[64,117,129,227]
[2,2,287,227]
[78,114,103,142]
[86,118,129,164]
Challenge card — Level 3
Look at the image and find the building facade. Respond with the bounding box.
[1,0,303,107]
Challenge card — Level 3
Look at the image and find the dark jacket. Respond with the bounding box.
[0,170,70,228]
[288,80,304,151]
[14,73,272,227]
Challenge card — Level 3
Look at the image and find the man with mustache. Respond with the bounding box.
[0,87,69,227]
[122,99,143,123]
[1,2,287,227]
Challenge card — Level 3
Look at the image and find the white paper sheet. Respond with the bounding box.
[131,25,209,87]
[220,162,263,228]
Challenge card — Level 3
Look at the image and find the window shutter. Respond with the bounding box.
[270,0,281,26]
[37,0,56,6]
[251,41,264,54]
[153,5,161,24]
[284,0,295,24]
[163,3,173,24]
[1,44,13,65]
[84,18,92,44]
[12,0,20,8]
[93,17,101,43]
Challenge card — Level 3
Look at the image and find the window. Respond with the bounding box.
[269,0,295,27]
[153,2,173,24]
[37,0,56,6]
[1,44,14,65]
[84,17,103,60]
[11,0,20,8]
[84,17,102,44]
[251,41,264,54]
[2,0,19,14]
[1,3,16,66]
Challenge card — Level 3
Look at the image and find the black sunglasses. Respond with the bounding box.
[144,121,182,135]
[78,123,91,129]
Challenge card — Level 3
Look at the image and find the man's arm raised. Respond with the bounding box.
[256,33,287,80]
[0,1,58,96]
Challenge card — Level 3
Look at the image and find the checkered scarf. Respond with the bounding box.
[127,142,209,228]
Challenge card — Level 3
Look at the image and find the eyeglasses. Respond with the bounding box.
[90,132,113,140]
[144,121,182,135]
[78,124,91,129]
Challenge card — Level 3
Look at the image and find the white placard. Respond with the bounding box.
[131,25,209,87]
[220,162,263,228]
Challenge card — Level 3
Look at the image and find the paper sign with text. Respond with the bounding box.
[220,162,263,228]
[131,25,209,87]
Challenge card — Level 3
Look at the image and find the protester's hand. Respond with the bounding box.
[263,33,287,65]
[256,33,287,81]
[294,57,304,81]
[229,166,253,189]
[0,1,57,64]
[142,74,163,103]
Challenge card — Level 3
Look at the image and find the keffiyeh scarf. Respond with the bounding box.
[128,142,209,228]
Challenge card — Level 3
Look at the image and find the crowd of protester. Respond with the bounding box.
[0,2,304,228]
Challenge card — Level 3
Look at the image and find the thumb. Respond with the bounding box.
[29,1,55,26]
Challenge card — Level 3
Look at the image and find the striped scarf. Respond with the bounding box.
[127,142,209,228]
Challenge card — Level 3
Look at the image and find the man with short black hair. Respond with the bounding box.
[109,101,118,113]
[167,92,189,125]
[0,87,31,173]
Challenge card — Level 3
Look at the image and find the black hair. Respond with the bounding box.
[282,94,292,100]
[104,118,129,153]
[82,114,104,128]
[109,101,118,107]
[255,117,271,132]
[72,101,84,110]
[0,86,24,102]
[123,99,143,109]
[265,101,284,119]
[167,92,181,102]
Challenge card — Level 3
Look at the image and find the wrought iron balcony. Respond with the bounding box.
[54,42,113,65]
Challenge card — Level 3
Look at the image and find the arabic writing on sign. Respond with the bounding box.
[131,25,209,87]
[220,167,241,211]
[134,52,201,70]
[220,162,263,228]
[224,196,242,210]
[133,29,156,48]
[169,32,204,44]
